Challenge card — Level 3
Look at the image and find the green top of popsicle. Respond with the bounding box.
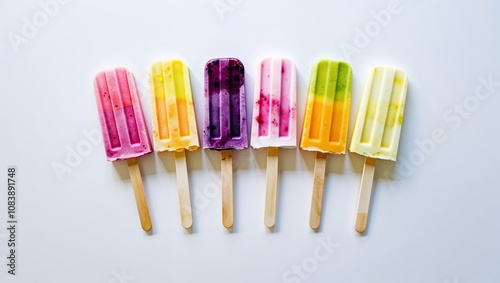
[310,60,351,101]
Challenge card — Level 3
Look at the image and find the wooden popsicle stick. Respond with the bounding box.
[174,150,193,229]
[264,147,279,228]
[221,150,233,228]
[309,152,327,229]
[355,157,377,234]
[127,158,152,232]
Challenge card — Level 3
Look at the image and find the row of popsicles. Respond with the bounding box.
[93,58,408,233]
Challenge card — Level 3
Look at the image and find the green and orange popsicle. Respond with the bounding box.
[300,60,352,229]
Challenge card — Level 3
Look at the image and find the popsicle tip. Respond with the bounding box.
[94,67,134,82]
[314,58,347,65]
[206,57,244,67]
[260,57,293,64]
[150,59,189,72]
[355,213,368,234]
[171,58,185,64]
[182,218,193,229]
[228,57,243,64]
[205,58,219,65]
[142,222,153,232]
[223,220,233,229]
[264,219,275,228]
[309,219,320,230]
[372,65,408,77]
[94,70,105,79]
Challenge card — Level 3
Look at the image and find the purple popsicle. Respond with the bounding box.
[203,58,248,228]
[203,58,248,150]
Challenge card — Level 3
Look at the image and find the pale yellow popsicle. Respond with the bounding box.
[349,66,408,160]
[349,66,408,234]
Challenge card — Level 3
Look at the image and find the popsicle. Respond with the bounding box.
[94,67,153,231]
[203,58,248,228]
[150,59,199,229]
[349,66,408,233]
[250,57,296,228]
[300,60,352,229]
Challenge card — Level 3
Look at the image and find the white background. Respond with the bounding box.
[1,0,500,282]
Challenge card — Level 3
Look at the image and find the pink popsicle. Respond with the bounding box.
[93,67,153,231]
[94,68,152,161]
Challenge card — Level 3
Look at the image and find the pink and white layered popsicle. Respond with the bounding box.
[251,58,297,148]
[93,67,153,231]
[250,58,297,228]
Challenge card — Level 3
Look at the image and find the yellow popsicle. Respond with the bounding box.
[149,59,199,229]
[150,60,199,152]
